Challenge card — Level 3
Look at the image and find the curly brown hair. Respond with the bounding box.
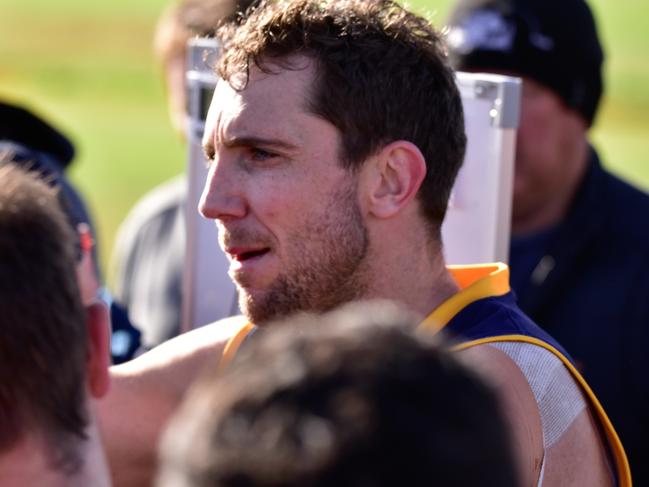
[217,0,466,231]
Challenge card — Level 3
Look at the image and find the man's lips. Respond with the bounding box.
[224,244,274,287]
[226,247,271,262]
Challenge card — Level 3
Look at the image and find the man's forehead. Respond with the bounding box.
[204,61,317,145]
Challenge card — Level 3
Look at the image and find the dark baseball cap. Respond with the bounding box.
[446,0,604,126]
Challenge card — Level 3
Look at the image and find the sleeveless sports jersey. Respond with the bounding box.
[419,263,630,486]
[220,263,631,486]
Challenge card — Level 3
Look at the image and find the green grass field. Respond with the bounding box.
[2,0,648,278]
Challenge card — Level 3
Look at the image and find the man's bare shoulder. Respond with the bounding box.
[113,315,248,377]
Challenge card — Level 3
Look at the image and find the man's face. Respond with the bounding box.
[200,59,370,324]
[512,77,588,233]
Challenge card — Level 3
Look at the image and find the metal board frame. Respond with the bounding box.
[442,72,521,264]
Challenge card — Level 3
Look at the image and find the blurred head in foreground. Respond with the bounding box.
[158,302,519,487]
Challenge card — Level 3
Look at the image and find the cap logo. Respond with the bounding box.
[529,32,554,51]
[447,9,515,55]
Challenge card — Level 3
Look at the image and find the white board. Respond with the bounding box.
[442,72,520,264]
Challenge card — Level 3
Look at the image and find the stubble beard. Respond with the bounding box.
[238,182,370,325]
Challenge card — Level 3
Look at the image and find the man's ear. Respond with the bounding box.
[86,300,111,399]
[364,140,426,219]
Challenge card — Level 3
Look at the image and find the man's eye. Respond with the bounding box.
[250,148,275,161]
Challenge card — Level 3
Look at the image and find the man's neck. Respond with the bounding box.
[421,259,460,319]
[0,436,63,487]
[0,420,111,487]
[364,228,459,322]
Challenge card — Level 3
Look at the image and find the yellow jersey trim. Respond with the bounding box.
[219,321,255,372]
[453,335,632,487]
[418,262,510,333]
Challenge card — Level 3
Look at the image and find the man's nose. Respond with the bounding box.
[199,155,247,222]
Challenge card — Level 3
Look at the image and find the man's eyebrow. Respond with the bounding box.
[222,136,298,152]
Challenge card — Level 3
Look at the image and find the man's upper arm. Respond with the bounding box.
[543,409,615,486]
[98,316,247,487]
[460,343,615,487]
[459,344,544,487]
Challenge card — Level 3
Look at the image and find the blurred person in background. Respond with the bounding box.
[447,0,649,481]
[0,101,99,274]
[0,161,112,487]
[0,100,141,364]
[110,0,256,350]
[157,302,520,487]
